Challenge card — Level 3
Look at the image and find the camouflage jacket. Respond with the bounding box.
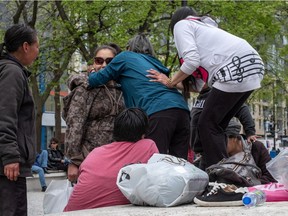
[63,74,125,166]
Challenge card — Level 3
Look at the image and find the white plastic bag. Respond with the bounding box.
[43,179,74,214]
[266,148,288,187]
[116,153,209,207]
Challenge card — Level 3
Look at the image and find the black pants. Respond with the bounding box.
[198,88,253,169]
[0,175,27,216]
[146,108,190,160]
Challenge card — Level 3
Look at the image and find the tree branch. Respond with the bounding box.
[13,1,27,24]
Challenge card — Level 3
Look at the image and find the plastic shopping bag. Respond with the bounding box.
[248,183,288,202]
[116,153,209,207]
[266,148,288,187]
[43,179,74,214]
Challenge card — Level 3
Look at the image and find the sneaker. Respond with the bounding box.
[41,186,47,192]
[193,182,248,207]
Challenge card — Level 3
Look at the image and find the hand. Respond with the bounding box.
[4,163,20,181]
[247,135,257,143]
[87,65,96,73]
[146,69,170,86]
[67,163,79,183]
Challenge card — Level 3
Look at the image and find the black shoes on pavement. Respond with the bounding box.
[41,186,47,192]
[193,182,248,207]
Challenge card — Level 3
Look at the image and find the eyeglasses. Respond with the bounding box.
[94,57,113,65]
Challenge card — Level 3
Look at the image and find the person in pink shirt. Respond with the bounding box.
[64,108,159,211]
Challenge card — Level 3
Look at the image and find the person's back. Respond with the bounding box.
[64,108,159,211]
[89,34,190,160]
[174,16,263,91]
[89,50,189,116]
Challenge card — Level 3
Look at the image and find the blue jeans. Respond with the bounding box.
[31,165,46,187]
[31,150,48,188]
[36,150,48,168]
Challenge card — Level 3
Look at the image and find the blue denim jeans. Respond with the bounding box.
[31,165,46,187]
[36,150,48,168]
[31,150,48,188]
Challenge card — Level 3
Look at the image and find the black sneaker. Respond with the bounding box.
[194,182,248,207]
[41,186,47,192]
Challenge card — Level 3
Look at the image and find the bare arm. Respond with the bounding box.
[147,69,189,88]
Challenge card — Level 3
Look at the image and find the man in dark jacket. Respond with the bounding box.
[47,137,69,171]
[0,24,38,216]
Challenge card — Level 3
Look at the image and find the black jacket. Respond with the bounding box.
[251,140,276,184]
[47,148,64,168]
[0,55,36,177]
[191,87,255,153]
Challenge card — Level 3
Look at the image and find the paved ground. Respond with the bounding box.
[28,190,45,216]
[28,190,288,216]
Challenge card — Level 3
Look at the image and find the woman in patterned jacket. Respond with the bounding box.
[63,44,125,182]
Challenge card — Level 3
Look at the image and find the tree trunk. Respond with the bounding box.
[35,102,43,153]
[54,84,62,143]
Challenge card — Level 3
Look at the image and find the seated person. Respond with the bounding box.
[47,137,69,171]
[64,108,159,212]
[31,150,49,192]
[225,119,276,184]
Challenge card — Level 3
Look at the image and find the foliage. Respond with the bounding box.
[0,0,287,147]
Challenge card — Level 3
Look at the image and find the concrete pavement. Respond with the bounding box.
[47,202,288,216]
[28,189,288,216]
[27,173,288,216]
[28,190,45,216]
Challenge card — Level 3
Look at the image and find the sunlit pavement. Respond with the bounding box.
[28,190,288,216]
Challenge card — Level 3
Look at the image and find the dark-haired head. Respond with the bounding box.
[0,24,37,55]
[94,45,117,57]
[49,137,59,149]
[113,108,149,142]
[170,7,198,33]
[127,34,155,57]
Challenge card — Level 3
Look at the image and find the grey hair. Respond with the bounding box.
[127,34,155,57]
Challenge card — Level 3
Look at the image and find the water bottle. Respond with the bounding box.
[242,190,266,208]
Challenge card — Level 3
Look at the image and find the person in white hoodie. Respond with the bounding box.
[147,6,264,170]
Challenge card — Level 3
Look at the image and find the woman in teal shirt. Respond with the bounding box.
[89,34,190,159]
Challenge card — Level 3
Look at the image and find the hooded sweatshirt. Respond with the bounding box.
[88,51,189,116]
